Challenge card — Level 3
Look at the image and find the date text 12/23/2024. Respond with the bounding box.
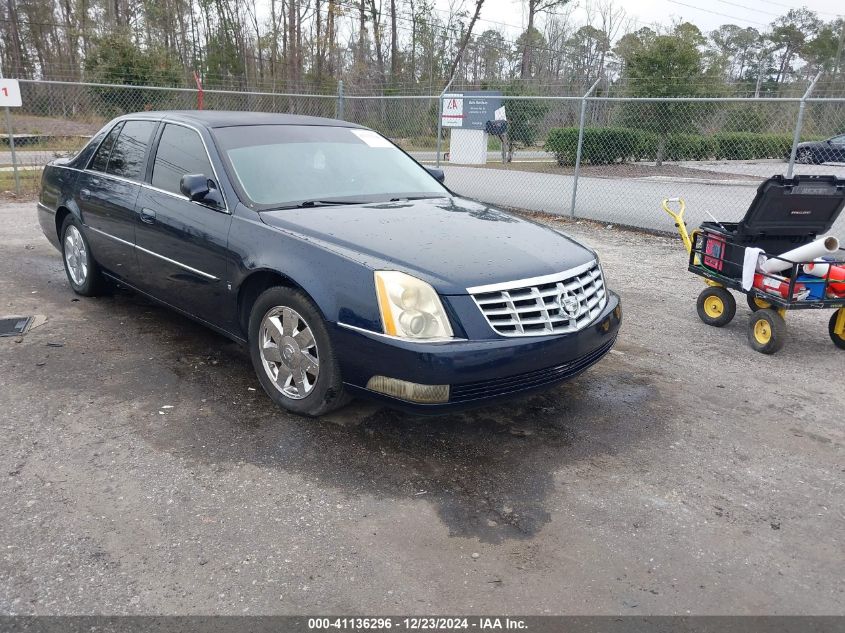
[308,617,528,630]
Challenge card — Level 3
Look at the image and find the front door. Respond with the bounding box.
[133,122,233,326]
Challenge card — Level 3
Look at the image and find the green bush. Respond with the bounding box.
[546,128,825,164]
[545,127,645,165]
[713,133,795,160]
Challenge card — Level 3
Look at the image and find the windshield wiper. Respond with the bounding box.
[266,200,367,211]
[389,195,447,201]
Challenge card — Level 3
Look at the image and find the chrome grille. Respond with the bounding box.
[468,260,607,337]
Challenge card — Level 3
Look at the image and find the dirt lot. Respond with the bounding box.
[1,201,843,615]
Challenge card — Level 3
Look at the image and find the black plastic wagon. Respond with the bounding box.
[662,175,845,354]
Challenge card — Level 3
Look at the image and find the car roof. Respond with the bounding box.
[124,110,364,130]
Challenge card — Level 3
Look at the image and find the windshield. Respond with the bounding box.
[213,124,449,209]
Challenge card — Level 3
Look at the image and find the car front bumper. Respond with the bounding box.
[330,291,621,413]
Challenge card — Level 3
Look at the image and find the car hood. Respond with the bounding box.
[259,196,596,294]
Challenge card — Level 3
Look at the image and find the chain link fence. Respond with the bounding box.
[3,79,845,235]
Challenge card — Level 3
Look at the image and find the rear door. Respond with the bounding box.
[133,122,233,324]
[77,119,157,281]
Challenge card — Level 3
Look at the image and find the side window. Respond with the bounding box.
[89,122,123,172]
[831,135,845,145]
[107,120,157,180]
[151,124,214,195]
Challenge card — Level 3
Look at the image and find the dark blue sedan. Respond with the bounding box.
[37,111,621,416]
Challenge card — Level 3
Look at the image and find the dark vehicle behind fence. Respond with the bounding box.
[37,111,621,416]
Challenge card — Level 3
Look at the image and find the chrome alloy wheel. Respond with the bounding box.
[64,225,88,286]
[259,306,320,399]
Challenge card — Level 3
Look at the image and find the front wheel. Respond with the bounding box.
[696,286,736,327]
[248,286,350,417]
[797,148,818,165]
[748,309,786,354]
[829,309,845,350]
[60,216,105,296]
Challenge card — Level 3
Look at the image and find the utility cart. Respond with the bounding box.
[662,175,845,354]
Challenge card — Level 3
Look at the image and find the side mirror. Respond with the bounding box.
[180,174,223,208]
[180,174,211,201]
[426,167,445,183]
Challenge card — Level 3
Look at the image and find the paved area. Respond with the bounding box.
[2,201,843,615]
[443,163,845,235]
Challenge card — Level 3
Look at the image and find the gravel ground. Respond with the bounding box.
[1,201,843,615]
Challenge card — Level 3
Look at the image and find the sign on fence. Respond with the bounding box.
[0,79,22,107]
[441,91,502,129]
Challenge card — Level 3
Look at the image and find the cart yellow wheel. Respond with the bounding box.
[696,287,736,327]
[747,309,786,354]
[746,294,771,312]
[829,308,845,350]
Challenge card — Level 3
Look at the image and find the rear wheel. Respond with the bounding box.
[746,294,771,312]
[748,309,786,354]
[248,286,349,416]
[696,286,736,327]
[829,309,845,350]
[60,215,105,296]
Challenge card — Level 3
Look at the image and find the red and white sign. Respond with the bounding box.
[441,94,464,127]
[0,79,21,107]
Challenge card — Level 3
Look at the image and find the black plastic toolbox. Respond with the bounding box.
[699,175,845,278]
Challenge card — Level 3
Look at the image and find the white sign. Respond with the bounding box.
[494,105,507,121]
[441,94,464,127]
[0,79,21,107]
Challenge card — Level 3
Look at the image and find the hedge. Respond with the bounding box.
[545,127,824,164]
[545,127,644,165]
[712,133,795,160]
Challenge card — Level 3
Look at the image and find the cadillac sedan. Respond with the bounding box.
[37,111,621,416]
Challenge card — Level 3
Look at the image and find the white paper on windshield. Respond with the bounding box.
[351,129,393,148]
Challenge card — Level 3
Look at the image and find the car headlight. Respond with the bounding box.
[374,271,454,340]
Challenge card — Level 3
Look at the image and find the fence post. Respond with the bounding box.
[336,80,344,120]
[193,71,204,110]
[569,79,601,218]
[786,72,822,178]
[435,73,460,169]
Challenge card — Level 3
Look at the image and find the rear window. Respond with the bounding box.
[107,120,157,180]
[89,123,123,173]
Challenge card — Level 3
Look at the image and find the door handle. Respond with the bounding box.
[140,208,156,224]
[79,188,91,200]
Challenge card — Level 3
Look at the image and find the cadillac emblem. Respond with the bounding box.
[558,290,581,319]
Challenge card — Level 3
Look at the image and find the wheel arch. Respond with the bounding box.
[55,206,73,242]
[237,269,319,338]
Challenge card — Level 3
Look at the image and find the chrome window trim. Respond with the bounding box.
[336,321,465,343]
[466,260,597,295]
[87,225,219,281]
[69,116,230,214]
[51,163,230,215]
[150,120,230,213]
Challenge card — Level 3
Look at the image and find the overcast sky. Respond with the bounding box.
[446,0,844,43]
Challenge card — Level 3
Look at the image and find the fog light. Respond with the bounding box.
[366,376,450,403]
[614,305,622,320]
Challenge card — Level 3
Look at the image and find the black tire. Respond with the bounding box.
[248,286,350,416]
[746,293,772,312]
[797,148,819,165]
[747,309,786,354]
[829,309,845,350]
[60,215,105,296]
[696,286,736,327]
